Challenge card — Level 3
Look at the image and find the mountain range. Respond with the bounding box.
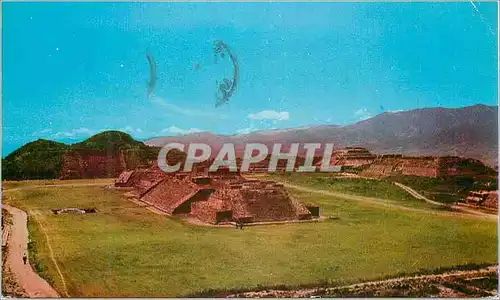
[145,104,498,167]
[2,104,497,180]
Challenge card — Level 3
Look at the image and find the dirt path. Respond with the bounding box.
[393,182,498,220]
[1,182,112,298]
[229,265,498,298]
[30,210,70,297]
[3,204,60,298]
[393,182,444,206]
[282,183,498,221]
[3,182,111,193]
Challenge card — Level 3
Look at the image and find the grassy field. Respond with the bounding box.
[261,172,498,205]
[3,179,497,297]
[2,178,115,190]
[385,175,497,204]
[265,173,444,210]
[268,173,415,200]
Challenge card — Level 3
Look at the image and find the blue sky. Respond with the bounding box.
[2,2,498,156]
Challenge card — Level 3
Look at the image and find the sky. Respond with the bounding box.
[2,2,498,156]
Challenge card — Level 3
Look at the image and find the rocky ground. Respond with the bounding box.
[228,266,498,298]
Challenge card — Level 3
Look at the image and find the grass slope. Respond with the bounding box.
[4,180,497,297]
[386,175,497,203]
[266,173,441,210]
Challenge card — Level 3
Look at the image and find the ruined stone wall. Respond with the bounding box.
[290,197,314,219]
[361,155,403,177]
[122,168,316,224]
[244,155,305,172]
[59,151,126,179]
[330,148,376,167]
[188,180,311,223]
[401,157,439,177]
[172,189,215,214]
[239,184,309,222]
[115,170,135,186]
[124,168,167,195]
[140,176,197,213]
[190,201,217,223]
[206,189,248,219]
[360,155,489,178]
[190,198,231,224]
[438,157,494,177]
[483,192,498,209]
[332,158,375,167]
[122,149,153,170]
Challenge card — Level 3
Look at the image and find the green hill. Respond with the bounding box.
[2,131,184,180]
[2,139,69,180]
[71,131,144,154]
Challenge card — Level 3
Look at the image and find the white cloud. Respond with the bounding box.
[50,126,146,140]
[161,126,202,136]
[354,108,372,120]
[52,127,95,138]
[74,127,93,134]
[151,96,228,119]
[121,126,144,135]
[247,110,290,121]
[235,127,254,134]
[32,128,52,136]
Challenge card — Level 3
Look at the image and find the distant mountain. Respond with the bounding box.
[145,105,498,167]
[3,105,497,180]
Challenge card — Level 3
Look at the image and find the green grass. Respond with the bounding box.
[271,173,414,200]
[3,181,497,297]
[385,175,497,203]
[266,173,442,210]
[2,178,114,190]
[262,172,498,205]
[27,219,55,287]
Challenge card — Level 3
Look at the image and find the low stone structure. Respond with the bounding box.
[116,167,316,225]
[465,190,498,210]
[115,167,167,195]
[361,155,493,178]
[59,150,128,179]
[483,192,498,209]
[318,147,376,168]
[52,208,97,214]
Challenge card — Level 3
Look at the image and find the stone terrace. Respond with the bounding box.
[322,147,376,167]
[361,155,493,178]
[116,167,316,225]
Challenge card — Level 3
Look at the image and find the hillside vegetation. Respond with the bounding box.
[2,131,166,180]
[2,140,69,180]
[71,131,146,155]
[386,175,497,203]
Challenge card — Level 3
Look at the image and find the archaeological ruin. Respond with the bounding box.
[361,155,495,178]
[51,208,98,215]
[115,166,318,225]
[58,148,159,180]
[465,190,498,211]
[316,147,376,168]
